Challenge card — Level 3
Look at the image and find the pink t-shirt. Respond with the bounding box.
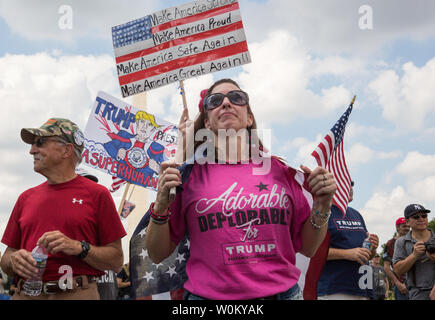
[169,158,311,299]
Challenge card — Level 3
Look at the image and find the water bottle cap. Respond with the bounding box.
[32,245,49,257]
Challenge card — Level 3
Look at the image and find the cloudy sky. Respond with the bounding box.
[0,0,434,257]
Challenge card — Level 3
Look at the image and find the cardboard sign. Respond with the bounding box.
[112,0,251,97]
[83,91,177,190]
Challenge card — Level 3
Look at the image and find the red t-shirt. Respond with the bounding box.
[385,238,406,283]
[2,176,126,281]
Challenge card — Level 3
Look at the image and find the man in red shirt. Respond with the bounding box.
[0,118,126,300]
[382,217,410,300]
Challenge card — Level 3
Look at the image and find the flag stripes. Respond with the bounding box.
[151,2,239,34]
[118,41,248,85]
[311,99,354,216]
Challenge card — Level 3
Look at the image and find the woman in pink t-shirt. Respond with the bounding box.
[145,78,337,300]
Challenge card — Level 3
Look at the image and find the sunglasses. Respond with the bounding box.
[203,90,249,111]
[410,213,428,220]
[33,137,66,148]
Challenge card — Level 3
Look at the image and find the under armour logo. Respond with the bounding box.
[72,198,83,204]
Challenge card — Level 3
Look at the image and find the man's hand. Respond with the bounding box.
[368,233,379,252]
[37,231,82,256]
[412,241,426,259]
[8,249,39,280]
[395,281,409,294]
[346,247,372,265]
[427,251,435,262]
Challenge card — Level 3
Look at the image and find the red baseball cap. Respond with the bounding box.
[396,217,406,226]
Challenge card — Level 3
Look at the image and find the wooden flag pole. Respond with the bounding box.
[179,80,189,113]
[169,80,190,201]
[117,182,131,215]
[127,184,136,201]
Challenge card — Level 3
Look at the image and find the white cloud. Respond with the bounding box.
[359,186,411,247]
[236,30,352,124]
[346,143,401,167]
[394,151,435,204]
[242,0,435,55]
[0,0,159,42]
[369,58,435,131]
[310,56,366,78]
[346,122,389,143]
[347,143,375,165]
[0,52,121,249]
[395,151,435,179]
[0,52,120,132]
[359,151,435,246]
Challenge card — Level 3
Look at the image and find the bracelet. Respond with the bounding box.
[314,209,330,219]
[310,209,331,230]
[310,216,329,230]
[151,216,169,225]
[150,202,171,224]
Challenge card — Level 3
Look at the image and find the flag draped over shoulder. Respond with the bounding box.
[311,97,355,216]
[297,97,355,300]
[129,208,189,299]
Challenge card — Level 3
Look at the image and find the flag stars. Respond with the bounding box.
[166,266,177,278]
[152,262,164,269]
[139,248,148,260]
[139,228,147,238]
[143,271,154,283]
[175,253,186,264]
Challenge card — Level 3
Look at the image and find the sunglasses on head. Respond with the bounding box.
[410,213,428,220]
[33,136,66,148]
[203,90,249,111]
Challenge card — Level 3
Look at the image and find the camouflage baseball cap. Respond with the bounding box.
[21,118,85,153]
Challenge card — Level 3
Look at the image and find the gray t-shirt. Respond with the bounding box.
[393,230,435,300]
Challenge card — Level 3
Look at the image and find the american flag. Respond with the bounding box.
[311,96,355,216]
[129,208,189,299]
[112,0,251,97]
[109,176,126,193]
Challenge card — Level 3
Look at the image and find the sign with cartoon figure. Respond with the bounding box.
[83,91,177,190]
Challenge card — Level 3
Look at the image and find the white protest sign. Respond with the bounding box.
[112,0,251,97]
[82,91,177,190]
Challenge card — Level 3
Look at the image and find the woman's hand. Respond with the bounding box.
[300,165,336,214]
[154,160,182,214]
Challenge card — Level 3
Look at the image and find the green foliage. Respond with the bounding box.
[429,217,435,231]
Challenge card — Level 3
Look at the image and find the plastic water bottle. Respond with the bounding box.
[362,236,372,250]
[23,245,48,296]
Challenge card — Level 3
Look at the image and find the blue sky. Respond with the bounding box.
[0,0,434,256]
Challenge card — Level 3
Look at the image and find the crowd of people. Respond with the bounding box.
[0,78,434,300]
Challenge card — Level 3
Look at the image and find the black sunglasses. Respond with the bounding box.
[33,137,66,148]
[410,213,428,220]
[203,90,249,111]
